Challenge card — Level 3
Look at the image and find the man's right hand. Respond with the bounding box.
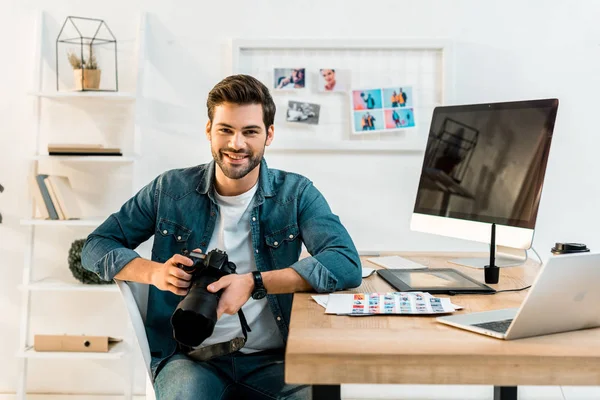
[150,254,194,296]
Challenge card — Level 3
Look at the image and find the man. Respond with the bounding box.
[364,112,376,130]
[81,74,361,399]
[362,92,376,109]
[398,88,407,107]
[392,109,401,127]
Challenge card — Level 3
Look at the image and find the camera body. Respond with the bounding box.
[170,249,237,348]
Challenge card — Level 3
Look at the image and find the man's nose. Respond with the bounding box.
[229,132,246,150]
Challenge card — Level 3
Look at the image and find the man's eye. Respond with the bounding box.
[245,131,258,135]
[219,129,232,133]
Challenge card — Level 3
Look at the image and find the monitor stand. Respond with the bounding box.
[448,222,528,269]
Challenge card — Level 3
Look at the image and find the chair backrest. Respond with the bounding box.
[115,280,154,397]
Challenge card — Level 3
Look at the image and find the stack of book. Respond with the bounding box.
[48,144,122,156]
[30,174,82,220]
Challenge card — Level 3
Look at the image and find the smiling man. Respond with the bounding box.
[81,74,361,399]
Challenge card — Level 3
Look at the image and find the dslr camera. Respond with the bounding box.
[170,249,237,348]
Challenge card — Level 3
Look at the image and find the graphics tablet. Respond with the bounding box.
[377,268,495,294]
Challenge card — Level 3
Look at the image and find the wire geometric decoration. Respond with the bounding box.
[56,16,118,92]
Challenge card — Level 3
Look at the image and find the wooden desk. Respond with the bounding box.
[285,252,600,400]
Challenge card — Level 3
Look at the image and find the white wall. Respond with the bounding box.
[1,0,600,395]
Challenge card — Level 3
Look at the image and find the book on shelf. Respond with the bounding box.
[30,174,82,220]
[47,143,122,156]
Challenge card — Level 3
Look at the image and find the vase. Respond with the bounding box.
[73,69,101,90]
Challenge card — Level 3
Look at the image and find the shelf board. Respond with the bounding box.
[21,279,118,293]
[17,342,126,360]
[20,218,104,227]
[33,155,136,163]
[30,91,136,100]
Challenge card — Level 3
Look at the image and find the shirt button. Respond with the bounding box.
[252,217,256,222]
[274,241,279,246]
[177,236,182,241]
[276,316,282,321]
[289,234,293,239]
[255,249,259,254]
[162,230,168,235]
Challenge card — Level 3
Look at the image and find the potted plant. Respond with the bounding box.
[67,44,101,90]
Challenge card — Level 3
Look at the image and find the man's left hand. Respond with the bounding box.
[207,273,254,319]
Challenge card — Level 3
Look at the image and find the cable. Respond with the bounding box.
[495,285,532,293]
[531,246,543,264]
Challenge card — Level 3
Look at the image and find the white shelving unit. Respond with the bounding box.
[20,218,105,227]
[17,11,147,400]
[32,155,137,163]
[20,278,120,293]
[29,91,137,100]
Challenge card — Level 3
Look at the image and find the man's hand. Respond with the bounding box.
[207,273,254,319]
[150,254,194,296]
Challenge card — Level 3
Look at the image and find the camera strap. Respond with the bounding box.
[185,309,252,362]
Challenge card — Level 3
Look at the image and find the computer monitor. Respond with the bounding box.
[410,99,559,268]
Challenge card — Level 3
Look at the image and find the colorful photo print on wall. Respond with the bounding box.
[385,108,415,129]
[383,87,413,108]
[286,100,321,125]
[353,110,384,132]
[274,68,306,90]
[318,69,350,92]
[351,85,416,134]
[352,89,383,111]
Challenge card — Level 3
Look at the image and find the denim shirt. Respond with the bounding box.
[81,159,361,379]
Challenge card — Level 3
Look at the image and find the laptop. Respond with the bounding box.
[437,252,600,340]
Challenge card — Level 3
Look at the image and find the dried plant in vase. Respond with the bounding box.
[67,44,101,90]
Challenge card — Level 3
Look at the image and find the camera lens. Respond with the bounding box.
[171,274,221,347]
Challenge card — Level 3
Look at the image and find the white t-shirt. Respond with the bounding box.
[199,183,284,353]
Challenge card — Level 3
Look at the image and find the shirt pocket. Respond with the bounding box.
[152,218,192,261]
[264,224,301,269]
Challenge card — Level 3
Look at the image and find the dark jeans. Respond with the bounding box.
[154,349,311,400]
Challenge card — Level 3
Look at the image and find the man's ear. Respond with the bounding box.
[265,125,275,146]
[205,121,212,141]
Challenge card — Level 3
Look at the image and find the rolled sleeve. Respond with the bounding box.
[92,247,140,281]
[296,181,362,292]
[81,176,159,282]
[290,256,338,293]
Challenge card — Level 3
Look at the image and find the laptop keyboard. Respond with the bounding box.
[472,319,514,333]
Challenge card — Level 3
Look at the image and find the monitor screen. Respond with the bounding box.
[413,99,558,229]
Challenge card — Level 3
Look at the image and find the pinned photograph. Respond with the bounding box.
[383,87,413,108]
[352,89,383,111]
[318,69,350,92]
[385,108,415,129]
[353,110,384,132]
[351,85,416,133]
[286,101,321,125]
[274,68,306,90]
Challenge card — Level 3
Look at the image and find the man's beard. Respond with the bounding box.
[212,147,263,180]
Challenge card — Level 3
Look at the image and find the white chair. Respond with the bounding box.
[116,280,157,400]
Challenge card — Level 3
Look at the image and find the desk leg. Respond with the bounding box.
[494,386,517,400]
[312,385,340,400]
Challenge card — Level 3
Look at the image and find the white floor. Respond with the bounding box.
[3,385,600,399]
[341,385,600,400]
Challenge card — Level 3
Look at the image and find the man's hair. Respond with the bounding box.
[207,74,276,128]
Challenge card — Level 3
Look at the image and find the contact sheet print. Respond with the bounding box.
[324,292,456,315]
